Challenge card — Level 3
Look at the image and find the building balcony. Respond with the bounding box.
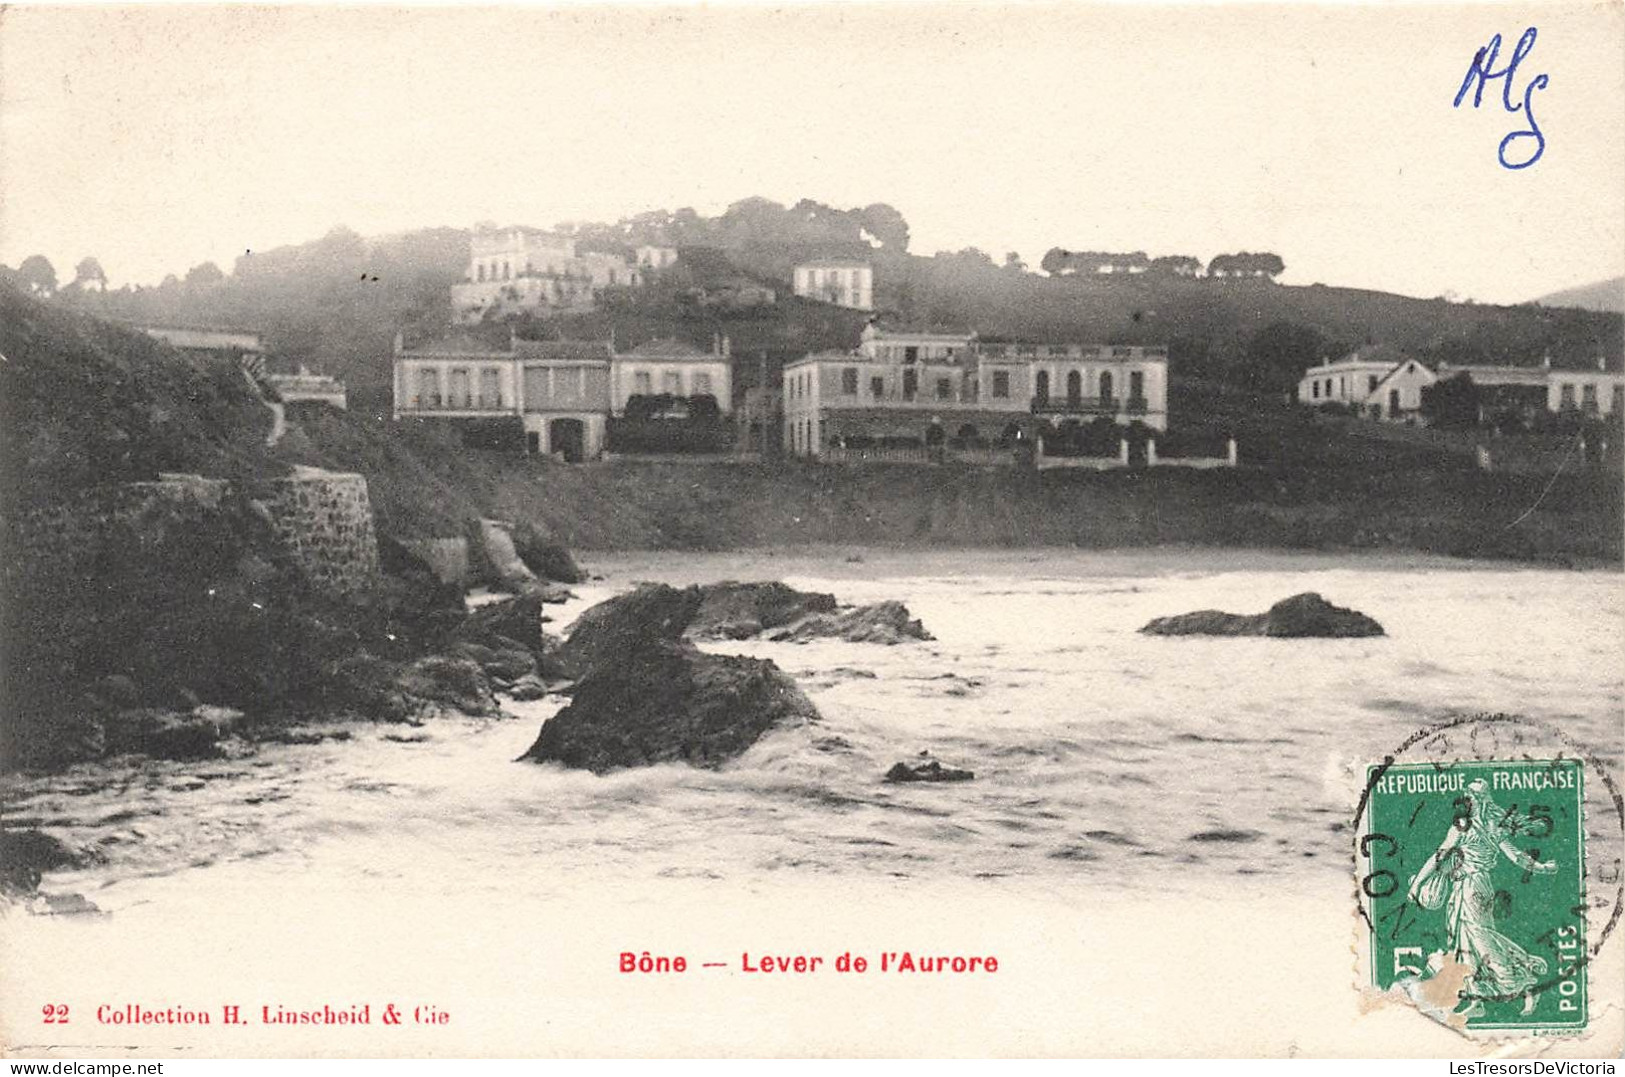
[1031,396,1121,416]
[398,397,513,414]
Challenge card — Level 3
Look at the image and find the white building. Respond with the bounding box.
[783,326,1169,458]
[392,329,613,461]
[610,337,733,416]
[450,228,642,325]
[793,260,873,311]
[266,366,347,409]
[1547,362,1625,416]
[1297,346,1436,419]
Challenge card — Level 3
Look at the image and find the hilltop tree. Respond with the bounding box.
[73,256,108,292]
[1208,251,1286,280]
[1150,255,1203,277]
[185,261,226,287]
[18,255,57,295]
[1003,252,1027,273]
[857,203,910,251]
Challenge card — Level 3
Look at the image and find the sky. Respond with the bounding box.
[2,2,1622,304]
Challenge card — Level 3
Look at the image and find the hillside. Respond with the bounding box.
[39,199,1623,398]
[0,283,286,514]
[1535,277,1625,314]
[1,288,1617,570]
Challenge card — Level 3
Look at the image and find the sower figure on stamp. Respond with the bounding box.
[1408,778,1558,1018]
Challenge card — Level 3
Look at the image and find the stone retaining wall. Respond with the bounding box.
[11,469,379,596]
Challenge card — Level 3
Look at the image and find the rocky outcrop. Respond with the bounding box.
[554,583,704,682]
[513,522,584,584]
[102,705,245,760]
[766,600,933,644]
[395,655,502,717]
[521,645,818,773]
[0,829,92,897]
[884,756,975,783]
[1140,592,1384,638]
[687,581,839,640]
[523,583,819,773]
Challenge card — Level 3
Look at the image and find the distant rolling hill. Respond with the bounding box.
[1535,277,1625,313]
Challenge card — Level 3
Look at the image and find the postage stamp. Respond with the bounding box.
[1361,758,1588,1034]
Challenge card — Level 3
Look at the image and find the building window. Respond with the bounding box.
[1368,375,1379,393]
[904,346,919,364]
[842,368,859,395]
[449,368,472,408]
[936,377,952,400]
[662,371,681,395]
[477,264,486,282]
[635,371,652,396]
[1099,371,1114,402]
[992,371,1010,398]
[480,367,502,409]
[1560,383,1576,409]
[417,368,439,408]
[1582,384,1599,411]
[694,372,713,396]
[1067,370,1083,406]
[871,375,885,399]
[1035,370,1049,405]
[1613,386,1624,414]
[1129,370,1144,402]
[902,368,918,400]
[1312,381,1320,399]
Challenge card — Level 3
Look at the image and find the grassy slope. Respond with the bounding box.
[0,285,286,513]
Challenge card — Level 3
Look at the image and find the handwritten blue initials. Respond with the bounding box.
[1453,28,1549,169]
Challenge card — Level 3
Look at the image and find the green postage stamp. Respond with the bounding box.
[1361,758,1587,1033]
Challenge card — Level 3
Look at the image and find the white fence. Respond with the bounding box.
[1036,438,1238,470]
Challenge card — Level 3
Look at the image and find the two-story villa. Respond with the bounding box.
[793,260,873,311]
[782,325,1168,457]
[392,329,613,460]
[451,228,642,325]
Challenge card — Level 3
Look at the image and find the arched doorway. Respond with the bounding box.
[1035,370,1050,406]
[1066,370,1083,407]
[550,418,586,462]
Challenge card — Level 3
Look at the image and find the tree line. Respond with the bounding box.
[1039,249,1284,280]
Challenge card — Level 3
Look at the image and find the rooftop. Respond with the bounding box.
[621,337,717,360]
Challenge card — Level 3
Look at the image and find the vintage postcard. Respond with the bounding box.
[1,0,1621,1061]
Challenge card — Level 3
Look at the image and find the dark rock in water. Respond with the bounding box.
[451,591,555,659]
[395,656,500,717]
[686,581,839,640]
[103,705,243,760]
[527,580,576,604]
[1189,828,1264,843]
[520,642,818,773]
[505,674,550,701]
[513,523,585,584]
[885,759,975,783]
[0,829,87,896]
[767,600,934,644]
[554,583,704,681]
[1140,592,1384,638]
[447,640,537,686]
[1262,593,1384,637]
